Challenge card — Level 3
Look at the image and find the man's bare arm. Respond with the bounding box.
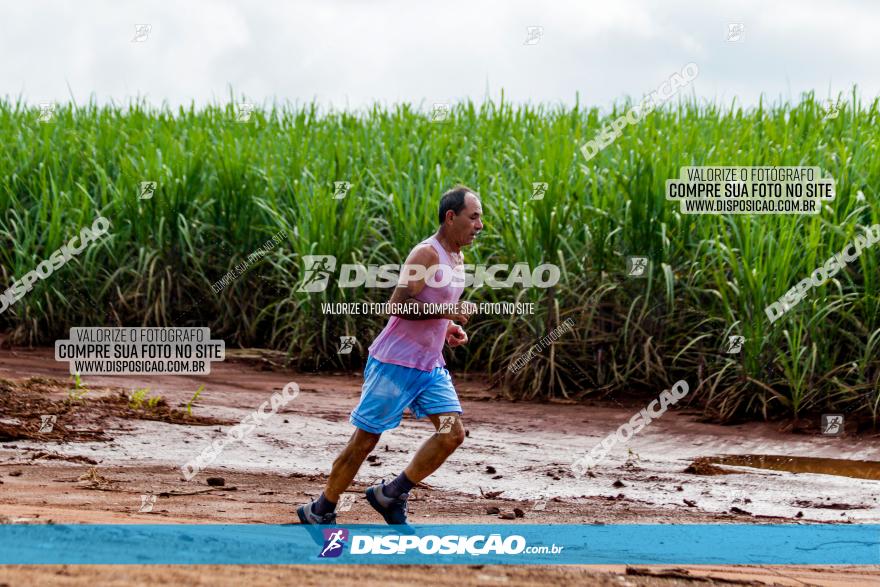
[385,244,473,323]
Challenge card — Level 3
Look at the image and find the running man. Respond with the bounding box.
[297,185,482,525]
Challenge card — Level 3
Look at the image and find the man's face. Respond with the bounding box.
[448,193,483,247]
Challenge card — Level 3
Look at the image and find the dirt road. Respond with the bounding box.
[1,345,878,586]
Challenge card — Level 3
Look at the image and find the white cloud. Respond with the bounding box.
[0,0,877,110]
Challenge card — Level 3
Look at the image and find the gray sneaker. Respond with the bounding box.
[365,481,410,525]
[297,499,337,525]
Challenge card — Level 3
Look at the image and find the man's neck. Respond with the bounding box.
[435,230,461,254]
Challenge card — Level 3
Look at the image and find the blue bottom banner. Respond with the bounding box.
[1,524,878,565]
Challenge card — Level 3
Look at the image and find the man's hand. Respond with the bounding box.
[446,323,469,347]
[444,301,477,325]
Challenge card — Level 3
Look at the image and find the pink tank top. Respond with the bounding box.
[368,235,465,371]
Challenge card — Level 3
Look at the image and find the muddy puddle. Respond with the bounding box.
[708,454,880,481]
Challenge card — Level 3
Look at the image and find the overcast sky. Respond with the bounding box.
[2,0,877,112]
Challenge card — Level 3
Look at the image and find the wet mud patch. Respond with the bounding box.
[792,499,870,510]
[706,454,880,481]
[683,457,732,476]
[0,377,231,444]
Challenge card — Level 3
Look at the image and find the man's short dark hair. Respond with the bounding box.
[438,185,475,225]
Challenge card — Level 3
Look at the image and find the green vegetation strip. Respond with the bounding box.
[0,93,878,423]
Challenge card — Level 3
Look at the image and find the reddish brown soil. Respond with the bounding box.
[1,345,878,586]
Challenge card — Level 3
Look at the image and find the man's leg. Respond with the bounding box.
[300,355,412,524]
[360,359,463,525]
[366,412,464,525]
[403,412,465,483]
[298,427,380,523]
[323,427,381,502]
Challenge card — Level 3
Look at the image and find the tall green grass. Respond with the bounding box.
[0,92,878,424]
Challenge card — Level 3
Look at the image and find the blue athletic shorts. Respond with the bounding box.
[349,355,463,434]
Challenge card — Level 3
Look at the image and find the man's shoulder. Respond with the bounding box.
[408,241,440,263]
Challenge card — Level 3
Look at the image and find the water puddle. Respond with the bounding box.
[706,454,880,481]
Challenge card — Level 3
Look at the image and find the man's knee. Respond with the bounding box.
[350,429,380,457]
[437,425,465,451]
